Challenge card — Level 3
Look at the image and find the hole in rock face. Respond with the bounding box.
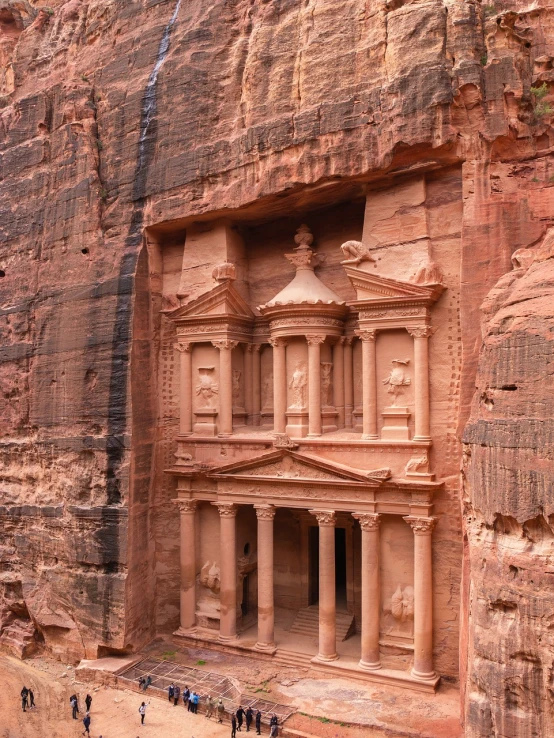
[501,384,517,391]
[509,565,519,579]
[243,542,250,556]
[81,248,89,255]
[0,269,5,277]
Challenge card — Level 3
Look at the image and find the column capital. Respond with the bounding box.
[268,337,288,348]
[306,334,326,346]
[352,512,381,531]
[174,498,197,513]
[309,509,336,527]
[212,339,239,351]
[407,326,435,339]
[254,504,276,520]
[404,515,436,534]
[175,341,192,353]
[214,502,238,518]
[252,343,262,353]
[355,329,377,342]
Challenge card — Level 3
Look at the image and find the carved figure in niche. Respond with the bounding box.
[232,369,242,405]
[212,262,236,282]
[293,224,314,251]
[196,367,218,408]
[198,561,221,595]
[289,363,307,409]
[382,359,410,407]
[262,371,274,410]
[391,584,414,622]
[405,453,429,475]
[320,362,333,406]
[340,240,377,267]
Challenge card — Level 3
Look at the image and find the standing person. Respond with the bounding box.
[236,705,245,732]
[231,714,237,738]
[28,689,35,709]
[183,685,190,707]
[187,689,193,712]
[245,706,253,732]
[173,683,180,706]
[168,683,175,702]
[205,694,214,719]
[82,712,91,736]
[20,686,28,712]
[138,701,147,725]
[193,691,200,714]
[143,675,152,691]
[71,695,79,720]
[85,693,92,712]
[217,698,225,723]
[255,710,262,735]
[270,714,279,737]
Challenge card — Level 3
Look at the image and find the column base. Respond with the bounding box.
[411,667,437,681]
[361,434,379,440]
[412,436,432,442]
[307,432,322,438]
[218,633,239,644]
[217,432,232,438]
[254,641,277,655]
[359,658,382,671]
[312,652,338,663]
[173,626,198,638]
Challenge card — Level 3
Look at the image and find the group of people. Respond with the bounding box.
[20,686,36,712]
[167,682,201,712]
[69,692,93,735]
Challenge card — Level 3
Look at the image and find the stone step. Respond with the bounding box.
[290,607,354,642]
[273,648,313,670]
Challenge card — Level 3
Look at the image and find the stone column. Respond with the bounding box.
[212,340,238,437]
[333,338,345,429]
[216,502,238,641]
[175,499,197,630]
[175,342,193,436]
[404,516,437,679]
[352,513,381,670]
[343,337,354,429]
[357,330,378,439]
[408,326,433,441]
[309,509,338,661]
[252,344,262,426]
[307,335,325,437]
[254,505,276,651]
[270,338,288,434]
[244,344,254,423]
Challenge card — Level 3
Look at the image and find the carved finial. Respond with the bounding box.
[293,224,314,252]
[212,262,236,283]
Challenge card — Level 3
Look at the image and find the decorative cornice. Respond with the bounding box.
[404,516,436,534]
[212,340,239,351]
[214,502,238,517]
[306,334,326,346]
[173,499,198,513]
[254,505,276,520]
[352,512,381,530]
[309,509,336,527]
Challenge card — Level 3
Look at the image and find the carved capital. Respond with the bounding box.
[252,344,262,353]
[352,512,381,531]
[215,502,238,518]
[306,334,326,346]
[355,330,376,343]
[404,516,436,534]
[343,336,354,347]
[174,498,198,514]
[212,340,239,351]
[309,509,336,527]
[175,341,192,353]
[268,337,288,349]
[407,326,434,339]
[254,505,276,521]
[244,344,254,353]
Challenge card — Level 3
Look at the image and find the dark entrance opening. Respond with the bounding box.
[309,526,319,605]
[241,575,249,616]
[335,527,347,610]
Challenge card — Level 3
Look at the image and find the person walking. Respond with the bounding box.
[231,714,237,738]
[236,705,245,732]
[21,686,28,712]
[85,693,92,712]
[270,714,279,737]
[70,695,79,720]
[245,706,253,732]
[168,683,175,702]
[28,689,35,709]
[217,698,225,723]
[255,710,262,735]
[138,701,148,725]
[82,712,91,736]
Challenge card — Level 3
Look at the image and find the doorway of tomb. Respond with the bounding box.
[307,526,347,610]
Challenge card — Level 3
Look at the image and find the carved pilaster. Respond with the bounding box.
[356,330,378,439]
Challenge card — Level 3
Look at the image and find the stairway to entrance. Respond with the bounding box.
[289,605,355,642]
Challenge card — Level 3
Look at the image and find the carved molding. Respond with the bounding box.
[212,340,239,351]
[254,505,276,521]
[407,326,435,339]
[309,509,336,527]
[306,334,326,346]
[404,516,436,534]
[174,499,198,514]
[215,502,238,517]
[270,317,343,329]
[355,329,377,343]
[174,342,192,353]
[352,512,381,531]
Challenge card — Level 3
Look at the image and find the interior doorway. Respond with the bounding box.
[308,526,347,609]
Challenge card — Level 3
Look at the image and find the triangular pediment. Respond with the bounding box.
[210,449,384,486]
[166,281,256,321]
[343,265,442,303]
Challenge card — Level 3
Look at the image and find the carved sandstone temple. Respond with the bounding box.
[156,175,460,691]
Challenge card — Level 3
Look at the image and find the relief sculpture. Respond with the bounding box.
[289,363,307,409]
[320,362,333,407]
[232,369,242,406]
[196,366,218,408]
[383,584,415,638]
[262,371,274,410]
[382,359,411,407]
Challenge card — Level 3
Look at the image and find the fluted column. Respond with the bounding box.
[310,510,338,661]
[357,330,378,439]
[252,344,262,426]
[343,337,354,429]
[307,335,325,437]
[244,344,254,423]
[408,327,433,441]
[216,502,238,641]
[175,499,197,630]
[175,341,193,436]
[404,516,437,680]
[254,505,276,651]
[270,338,288,434]
[333,338,345,429]
[352,513,381,670]
[212,340,238,437]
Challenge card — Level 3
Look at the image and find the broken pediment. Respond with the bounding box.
[164,280,256,322]
[210,449,386,486]
[344,265,444,305]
